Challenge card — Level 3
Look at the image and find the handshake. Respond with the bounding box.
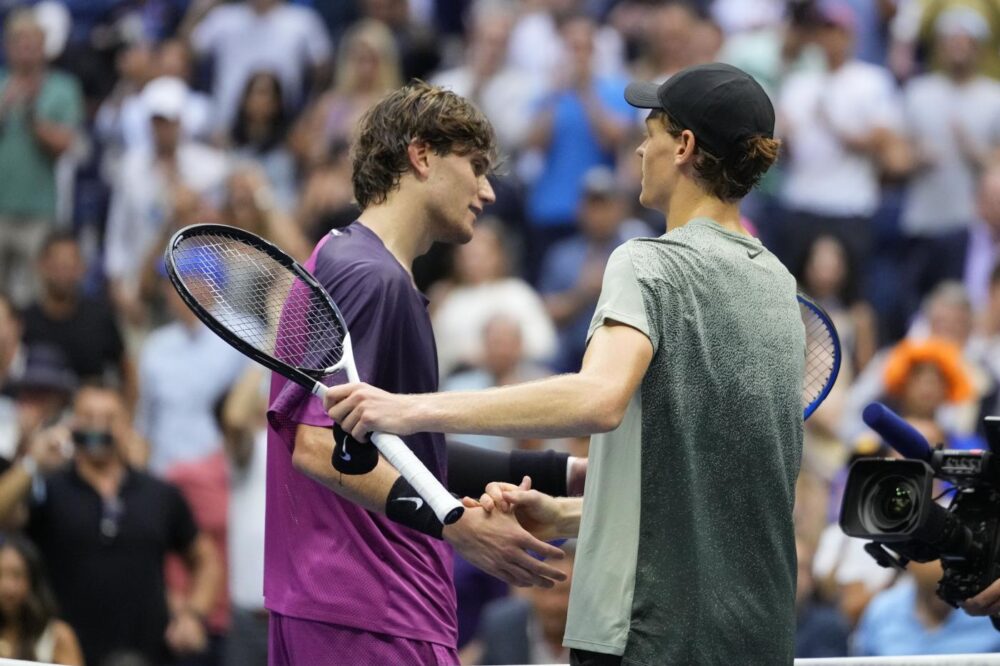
[444,476,582,590]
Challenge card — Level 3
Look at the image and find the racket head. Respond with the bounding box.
[164,223,349,389]
[798,293,842,420]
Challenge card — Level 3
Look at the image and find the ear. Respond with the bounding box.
[407,140,432,180]
[675,129,698,166]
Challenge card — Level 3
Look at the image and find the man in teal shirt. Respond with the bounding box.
[0,9,83,304]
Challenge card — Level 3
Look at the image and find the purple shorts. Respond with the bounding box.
[268,612,459,666]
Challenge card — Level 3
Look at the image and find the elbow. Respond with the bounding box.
[588,397,626,434]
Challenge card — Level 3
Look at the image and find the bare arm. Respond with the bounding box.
[292,424,568,587]
[182,533,222,621]
[325,321,653,441]
[32,118,76,157]
[51,620,84,666]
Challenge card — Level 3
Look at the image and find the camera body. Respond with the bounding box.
[840,446,1000,609]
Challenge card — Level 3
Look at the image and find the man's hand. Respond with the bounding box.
[443,505,566,589]
[26,425,73,474]
[962,578,1000,617]
[165,609,207,655]
[324,383,420,441]
[476,476,568,542]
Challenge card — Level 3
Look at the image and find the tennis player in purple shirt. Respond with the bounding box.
[265,82,569,665]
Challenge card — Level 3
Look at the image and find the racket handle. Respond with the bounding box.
[370,431,465,525]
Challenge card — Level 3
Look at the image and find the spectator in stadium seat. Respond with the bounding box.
[431,1,543,153]
[964,163,1000,311]
[777,0,908,276]
[523,13,632,282]
[189,0,332,132]
[853,560,1000,655]
[6,344,77,466]
[0,9,83,306]
[226,71,298,212]
[539,166,649,373]
[898,7,1000,324]
[22,231,137,410]
[0,532,82,664]
[0,384,221,666]
[135,262,248,477]
[103,76,229,328]
[290,19,400,169]
[432,218,556,377]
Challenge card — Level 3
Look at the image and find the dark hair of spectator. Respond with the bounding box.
[658,111,781,201]
[794,234,862,306]
[0,533,59,661]
[231,71,289,154]
[351,80,498,210]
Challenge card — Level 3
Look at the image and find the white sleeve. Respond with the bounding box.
[190,8,225,55]
[587,244,652,350]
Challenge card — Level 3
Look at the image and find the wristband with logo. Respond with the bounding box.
[385,476,443,539]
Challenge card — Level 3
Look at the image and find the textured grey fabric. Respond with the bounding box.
[565,218,804,665]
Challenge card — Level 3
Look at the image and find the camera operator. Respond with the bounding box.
[963,574,1000,617]
[855,559,1000,655]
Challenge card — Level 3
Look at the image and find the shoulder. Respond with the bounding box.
[313,228,410,290]
[863,579,913,621]
[50,619,78,645]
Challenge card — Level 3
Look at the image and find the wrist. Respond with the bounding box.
[554,497,581,538]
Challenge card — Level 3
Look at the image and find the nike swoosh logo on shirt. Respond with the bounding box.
[394,497,424,511]
[748,247,763,259]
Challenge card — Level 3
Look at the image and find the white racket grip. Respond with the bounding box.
[371,431,464,525]
[335,334,463,525]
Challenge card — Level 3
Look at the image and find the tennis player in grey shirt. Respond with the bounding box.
[326,63,805,665]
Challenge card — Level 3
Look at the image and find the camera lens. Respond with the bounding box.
[862,475,921,533]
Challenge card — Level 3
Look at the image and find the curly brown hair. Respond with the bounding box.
[660,112,780,201]
[351,81,498,210]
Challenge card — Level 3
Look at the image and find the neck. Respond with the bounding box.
[357,197,433,276]
[916,586,951,627]
[76,455,125,497]
[949,66,976,83]
[665,179,745,234]
[41,291,77,319]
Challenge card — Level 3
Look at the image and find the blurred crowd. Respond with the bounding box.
[2,0,1000,663]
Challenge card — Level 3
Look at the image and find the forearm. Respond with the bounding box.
[186,538,222,618]
[292,425,398,513]
[32,120,75,156]
[0,466,33,523]
[414,373,617,439]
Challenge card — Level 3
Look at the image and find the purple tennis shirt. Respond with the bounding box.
[264,222,456,647]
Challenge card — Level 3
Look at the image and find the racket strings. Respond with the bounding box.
[801,303,837,408]
[171,232,346,371]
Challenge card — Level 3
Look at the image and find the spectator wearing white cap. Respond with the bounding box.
[898,7,1000,321]
[103,76,229,328]
[778,0,908,276]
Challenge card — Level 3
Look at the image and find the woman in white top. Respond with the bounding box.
[0,533,82,664]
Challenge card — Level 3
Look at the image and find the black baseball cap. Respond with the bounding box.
[625,63,775,159]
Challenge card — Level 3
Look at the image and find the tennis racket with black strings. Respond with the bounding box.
[798,293,842,420]
[165,223,465,525]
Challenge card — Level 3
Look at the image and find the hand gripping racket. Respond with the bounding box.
[165,223,464,525]
[798,293,842,420]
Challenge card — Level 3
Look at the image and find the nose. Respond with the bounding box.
[479,177,496,205]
